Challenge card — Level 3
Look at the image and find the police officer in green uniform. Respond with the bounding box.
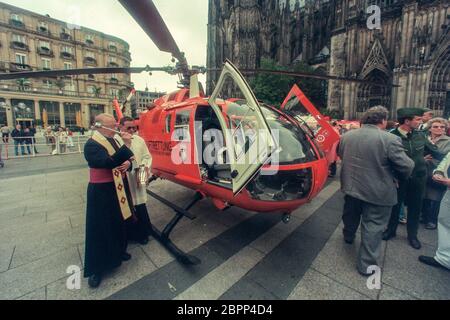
[383,108,444,249]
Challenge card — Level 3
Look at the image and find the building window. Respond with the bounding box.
[110,88,119,97]
[11,14,23,22]
[10,14,24,28]
[12,99,34,122]
[64,103,81,127]
[12,34,26,44]
[61,28,71,40]
[85,34,94,45]
[38,22,49,34]
[38,22,48,31]
[109,41,117,51]
[42,58,52,70]
[15,53,27,65]
[85,51,95,59]
[61,46,73,54]
[39,41,50,50]
[39,101,60,127]
[64,62,72,70]
[42,80,53,89]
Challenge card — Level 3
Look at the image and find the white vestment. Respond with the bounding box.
[115,134,152,205]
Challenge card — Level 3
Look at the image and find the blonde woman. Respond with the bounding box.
[419,152,450,271]
[422,118,450,229]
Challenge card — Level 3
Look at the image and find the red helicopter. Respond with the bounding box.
[0,0,393,264]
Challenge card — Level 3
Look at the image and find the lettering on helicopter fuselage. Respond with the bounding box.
[148,140,172,155]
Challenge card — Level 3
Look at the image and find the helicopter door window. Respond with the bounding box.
[281,85,340,157]
[165,114,172,133]
[174,110,190,142]
[209,60,276,195]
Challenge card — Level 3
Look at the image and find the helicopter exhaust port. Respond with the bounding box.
[282,213,291,224]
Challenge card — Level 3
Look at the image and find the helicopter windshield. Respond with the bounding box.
[225,101,317,165]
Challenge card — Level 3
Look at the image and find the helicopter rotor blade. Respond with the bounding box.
[0,66,170,81]
[118,0,188,70]
[208,68,400,88]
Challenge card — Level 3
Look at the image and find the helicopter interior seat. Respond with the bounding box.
[195,105,231,181]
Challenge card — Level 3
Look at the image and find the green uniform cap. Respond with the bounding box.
[397,108,425,118]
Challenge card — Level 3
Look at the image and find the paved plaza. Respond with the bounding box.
[0,153,449,300]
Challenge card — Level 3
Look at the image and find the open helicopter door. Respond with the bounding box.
[209,61,277,195]
[280,84,340,162]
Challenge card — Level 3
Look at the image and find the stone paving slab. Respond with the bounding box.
[288,269,371,300]
[46,246,156,300]
[0,247,81,300]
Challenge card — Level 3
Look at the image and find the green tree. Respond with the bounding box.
[93,86,102,98]
[249,58,327,109]
[16,78,30,91]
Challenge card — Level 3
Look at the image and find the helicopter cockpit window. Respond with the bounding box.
[227,102,317,164]
[283,95,320,137]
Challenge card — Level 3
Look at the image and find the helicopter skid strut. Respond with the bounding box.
[146,189,204,265]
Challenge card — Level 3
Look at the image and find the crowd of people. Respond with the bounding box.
[336,107,450,276]
[6,124,39,156]
[0,123,82,157]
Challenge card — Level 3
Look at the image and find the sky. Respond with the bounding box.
[2,0,208,93]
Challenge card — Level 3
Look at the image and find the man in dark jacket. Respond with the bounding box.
[383,108,445,249]
[11,124,25,156]
[338,106,414,276]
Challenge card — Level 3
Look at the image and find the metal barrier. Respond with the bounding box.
[0,134,91,160]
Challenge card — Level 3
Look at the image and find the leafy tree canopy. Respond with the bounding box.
[249,58,327,109]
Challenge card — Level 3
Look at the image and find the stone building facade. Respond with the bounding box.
[0,2,133,129]
[207,0,449,119]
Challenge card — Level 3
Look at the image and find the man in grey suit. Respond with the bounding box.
[338,106,414,276]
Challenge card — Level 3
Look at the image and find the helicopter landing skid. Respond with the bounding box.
[146,189,204,265]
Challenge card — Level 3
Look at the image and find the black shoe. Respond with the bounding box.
[88,274,102,288]
[122,252,132,261]
[344,236,354,245]
[357,269,375,277]
[425,222,437,230]
[419,256,450,271]
[382,231,396,241]
[139,237,149,245]
[408,238,422,250]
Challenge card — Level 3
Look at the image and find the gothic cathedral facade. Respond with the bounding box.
[207,0,449,119]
